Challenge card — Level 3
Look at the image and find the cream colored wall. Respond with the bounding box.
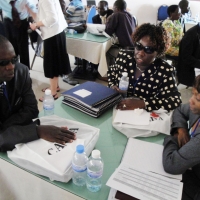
[33,0,200,25]
[94,0,200,25]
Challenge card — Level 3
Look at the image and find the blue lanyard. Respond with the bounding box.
[2,83,11,112]
[190,119,200,138]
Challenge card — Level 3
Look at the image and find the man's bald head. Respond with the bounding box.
[0,36,15,56]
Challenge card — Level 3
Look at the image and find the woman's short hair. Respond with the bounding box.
[132,23,169,57]
[167,5,178,17]
[193,75,200,93]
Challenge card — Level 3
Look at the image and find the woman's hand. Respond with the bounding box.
[174,128,190,147]
[116,98,146,110]
[29,22,37,31]
[111,85,120,92]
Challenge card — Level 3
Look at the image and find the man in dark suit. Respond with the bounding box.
[177,23,200,87]
[0,35,76,151]
[92,1,113,24]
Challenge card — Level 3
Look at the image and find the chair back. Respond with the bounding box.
[157,5,168,23]
[87,0,96,7]
[0,9,3,22]
[87,5,96,23]
[0,22,5,36]
[132,15,138,27]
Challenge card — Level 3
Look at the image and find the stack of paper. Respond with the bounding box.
[107,138,183,200]
[62,81,122,117]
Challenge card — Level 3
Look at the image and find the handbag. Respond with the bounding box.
[112,107,173,138]
[7,115,99,182]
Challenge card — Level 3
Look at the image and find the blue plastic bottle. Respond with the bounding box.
[72,145,88,186]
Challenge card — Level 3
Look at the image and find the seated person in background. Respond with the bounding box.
[0,36,76,152]
[177,23,200,87]
[105,0,135,67]
[92,1,113,24]
[162,5,183,57]
[66,0,85,24]
[163,75,200,200]
[179,0,191,24]
[108,23,182,112]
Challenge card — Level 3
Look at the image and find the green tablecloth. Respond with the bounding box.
[0,97,166,200]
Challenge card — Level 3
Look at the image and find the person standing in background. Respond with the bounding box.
[66,0,85,24]
[0,0,37,69]
[92,1,113,24]
[105,0,135,68]
[28,0,74,101]
[162,5,183,57]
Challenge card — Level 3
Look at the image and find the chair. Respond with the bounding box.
[87,0,96,7]
[86,5,96,23]
[0,22,5,36]
[132,15,138,27]
[28,32,43,70]
[0,9,3,22]
[157,5,168,24]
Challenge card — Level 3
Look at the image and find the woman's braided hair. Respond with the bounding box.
[132,23,169,58]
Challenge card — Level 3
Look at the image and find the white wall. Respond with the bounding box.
[98,0,200,25]
[33,0,200,25]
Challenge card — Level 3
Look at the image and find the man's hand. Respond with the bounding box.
[174,128,190,147]
[116,98,145,110]
[37,125,76,145]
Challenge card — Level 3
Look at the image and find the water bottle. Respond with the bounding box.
[119,72,129,98]
[86,150,104,192]
[72,145,88,186]
[68,29,77,34]
[43,89,54,116]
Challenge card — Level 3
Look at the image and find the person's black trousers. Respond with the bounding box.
[3,18,30,69]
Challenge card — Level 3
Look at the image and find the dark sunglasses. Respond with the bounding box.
[0,57,18,67]
[134,42,157,54]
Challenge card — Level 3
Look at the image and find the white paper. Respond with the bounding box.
[122,138,182,180]
[73,89,92,98]
[114,109,150,125]
[106,163,183,200]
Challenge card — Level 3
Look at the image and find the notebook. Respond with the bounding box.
[62,81,122,117]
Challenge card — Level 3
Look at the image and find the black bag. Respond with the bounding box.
[67,23,86,33]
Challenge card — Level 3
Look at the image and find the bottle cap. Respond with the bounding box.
[122,72,128,77]
[45,89,51,95]
[76,145,84,154]
[92,150,100,158]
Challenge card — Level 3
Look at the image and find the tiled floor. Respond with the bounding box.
[29,45,192,112]
[29,45,107,111]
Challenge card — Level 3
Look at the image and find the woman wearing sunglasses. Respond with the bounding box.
[107,23,182,112]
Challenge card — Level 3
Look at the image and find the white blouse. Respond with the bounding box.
[37,0,67,40]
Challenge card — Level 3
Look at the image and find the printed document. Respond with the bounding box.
[107,138,183,200]
[107,163,183,200]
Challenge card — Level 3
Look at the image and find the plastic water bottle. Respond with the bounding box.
[43,89,54,116]
[72,145,88,186]
[119,72,129,98]
[68,29,77,34]
[86,150,104,192]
